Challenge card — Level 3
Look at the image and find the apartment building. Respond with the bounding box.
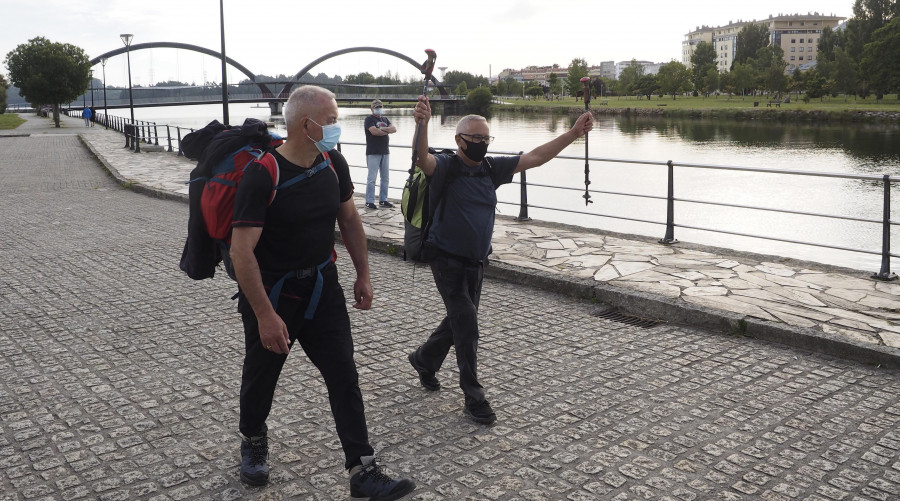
[682,13,845,73]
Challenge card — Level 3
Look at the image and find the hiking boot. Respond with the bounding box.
[408,352,440,391]
[349,456,416,500]
[240,435,269,486]
[364,202,378,210]
[464,397,497,425]
[379,201,395,208]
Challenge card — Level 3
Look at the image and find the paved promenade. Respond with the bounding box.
[1,113,899,500]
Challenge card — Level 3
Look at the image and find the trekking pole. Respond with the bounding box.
[580,77,593,206]
[408,49,437,182]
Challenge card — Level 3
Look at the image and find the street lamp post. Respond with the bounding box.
[101,57,108,129]
[120,34,135,124]
[120,33,138,153]
[219,0,229,125]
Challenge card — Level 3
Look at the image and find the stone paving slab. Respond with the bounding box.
[8,112,898,369]
[2,114,900,500]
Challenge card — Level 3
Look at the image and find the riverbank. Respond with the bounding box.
[493,94,900,123]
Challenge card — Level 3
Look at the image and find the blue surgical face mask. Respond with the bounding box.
[307,118,341,153]
[373,107,383,116]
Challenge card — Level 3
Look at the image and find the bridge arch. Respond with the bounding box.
[279,46,447,98]
[90,42,275,97]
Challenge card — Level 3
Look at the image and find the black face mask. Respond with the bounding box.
[460,137,488,163]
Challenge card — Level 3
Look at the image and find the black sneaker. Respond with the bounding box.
[408,352,440,391]
[240,435,269,486]
[364,202,377,210]
[379,201,395,208]
[464,397,497,425]
[349,457,416,500]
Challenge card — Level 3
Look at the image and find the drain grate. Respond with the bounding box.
[591,306,662,328]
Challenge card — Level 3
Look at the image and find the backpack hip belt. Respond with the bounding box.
[266,255,334,319]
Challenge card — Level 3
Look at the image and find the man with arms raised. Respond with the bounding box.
[407,95,594,425]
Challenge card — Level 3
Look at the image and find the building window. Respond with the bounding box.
[791,38,796,43]
[791,47,796,52]
[800,38,804,43]
[799,56,804,60]
[808,47,813,52]
[800,47,804,52]
[790,56,795,60]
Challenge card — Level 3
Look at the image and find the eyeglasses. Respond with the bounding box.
[459,133,494,144]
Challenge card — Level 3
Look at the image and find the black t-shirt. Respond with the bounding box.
[232,149,353,282]
[427,154,519,260]
[364,115,391,155]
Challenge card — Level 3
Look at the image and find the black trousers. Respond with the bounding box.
[415,252,486,403]
[237,265,373,470]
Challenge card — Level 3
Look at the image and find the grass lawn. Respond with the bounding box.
[496,94,900,113]
[0,113,26,129]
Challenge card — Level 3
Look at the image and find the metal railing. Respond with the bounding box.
[61,116,897,280]
[338,141,899,281]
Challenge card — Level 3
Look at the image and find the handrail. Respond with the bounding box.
[70,120,897,280]
[338,141,898,280]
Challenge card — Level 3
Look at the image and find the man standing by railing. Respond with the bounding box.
[364,99,397,210]
[407,95,594,425]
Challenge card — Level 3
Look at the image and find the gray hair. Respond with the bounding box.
[455,115,488,134]
[283,85,336,131]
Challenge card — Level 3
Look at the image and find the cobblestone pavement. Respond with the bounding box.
[1,115,899,501]
[22,112,898,369]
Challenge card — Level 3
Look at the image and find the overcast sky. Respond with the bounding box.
[2,0,851,88]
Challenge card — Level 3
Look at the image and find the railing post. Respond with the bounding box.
[166,125,173,153]
[124,123,131,149]
[176,127,184,157]
[659,159,678,244]
[133,123,141,153]
[872,174,897,281]
[153,122,159,145]
[515,151,531,222]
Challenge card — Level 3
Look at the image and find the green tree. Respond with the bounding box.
[0,73,8,113]
[657,61,692,99]
[832,46,860,98]
[755,45,788,94]
[845,0,899,62]
[702,67,720,96]
[690,41,717,94]
[4,37,91,127]
[466,86,492,114]
[617,59,645,97]
[565,57,588,97]
[729,62,757,97]
[860,16,900,98]
[733,23,770,69]
[635,74,659,100]
[548,72,562,97]
[504,77,523,98]
[454,81,468,95]
[443,70,488,93]
[496,79,508,96]
[525,82,544,98]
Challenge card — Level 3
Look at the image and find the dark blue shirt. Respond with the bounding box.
[427,153,519,261]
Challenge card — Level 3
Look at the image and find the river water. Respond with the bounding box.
[107,103,900,273]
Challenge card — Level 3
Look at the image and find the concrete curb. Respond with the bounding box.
[82,134,899,371]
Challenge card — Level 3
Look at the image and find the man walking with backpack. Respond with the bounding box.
[407,95,593,425]
[230,85,415,499]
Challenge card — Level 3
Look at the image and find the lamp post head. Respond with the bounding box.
[100,57,107,67]
[120,34,133,47]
